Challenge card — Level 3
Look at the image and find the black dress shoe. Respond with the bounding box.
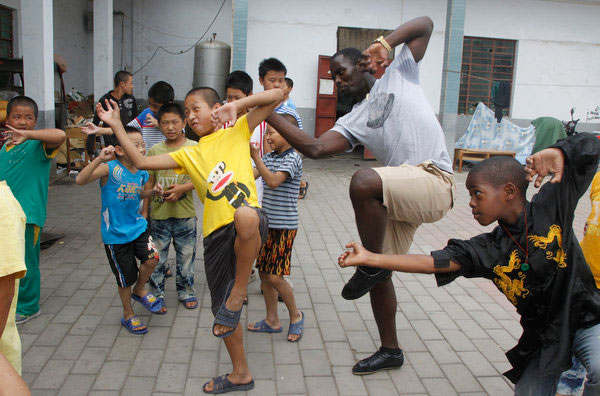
[352,347,404,375]
[341,266,392,300]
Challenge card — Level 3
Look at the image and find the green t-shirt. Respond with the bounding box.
[0,140,57,227]
[148,139,197,220]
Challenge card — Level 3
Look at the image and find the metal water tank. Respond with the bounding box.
[192,33,231,99]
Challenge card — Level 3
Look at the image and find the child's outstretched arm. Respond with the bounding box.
[250,142,288,188]
[212,89,284,133]
[96,99,178,171]
[338,242,461,274]
[75,146,114,185]
[82,122,114,136]
[6,125,65,149]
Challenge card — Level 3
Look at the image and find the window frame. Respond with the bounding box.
[458,36,517,116]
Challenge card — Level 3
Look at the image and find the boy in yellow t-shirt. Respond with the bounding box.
[96,86,283,394]
[556,171,600,396]
[0,181,27,374]
[581,171,600,288]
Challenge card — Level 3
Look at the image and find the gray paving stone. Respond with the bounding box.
[332,366,367,395]
[273,339,300,364]
[107,335,142,361]
[424,340,461,364]
[163,337,194,363]
[305,376,338,395]
[478,376,514,395]
[189,349,219,378]
[141,325,171,350]
[411,319,444,340]
[325,342,356,367]
[407,351,444,378]
[87,324,120,348]
[33,323,71,347]
[301,349,332,376]
[69,314,103,335]
[52,335,89,360]
[276,364,306,394]
[58,374,95,396]
[247,351,275,380]
[129,349,164,377]
[364,378,398,394]
[170,316,198,338]
[32,359,74,390]
[389,364,426,394]
[122,376,156,395]
[458,351,499,377]
[72,347,109,374]
[422,377,458,395]
[93,360,130,390]
[441,363,483,392]
[23,345,56,373]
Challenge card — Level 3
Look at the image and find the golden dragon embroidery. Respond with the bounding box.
[528,225,566,268]
[493,250,530,305]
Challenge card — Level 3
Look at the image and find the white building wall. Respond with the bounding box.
[117,0,232,101]
[246,0,600,132]
[464,0,600,121]
[245,0,447,113]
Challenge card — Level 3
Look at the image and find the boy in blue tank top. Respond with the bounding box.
[76,127,163,334]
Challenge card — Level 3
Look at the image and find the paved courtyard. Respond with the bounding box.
[20,154,592,395]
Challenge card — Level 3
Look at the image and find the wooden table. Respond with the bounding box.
[453,148,516,173]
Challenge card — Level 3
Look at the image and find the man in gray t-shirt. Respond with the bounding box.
[266,16,455,375]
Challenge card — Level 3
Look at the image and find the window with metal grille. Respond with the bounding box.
[458,36,516,115]
[0,5,13,58]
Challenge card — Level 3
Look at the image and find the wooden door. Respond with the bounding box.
[314,55,337,138]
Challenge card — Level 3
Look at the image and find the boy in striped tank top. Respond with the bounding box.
[248,114,305,342]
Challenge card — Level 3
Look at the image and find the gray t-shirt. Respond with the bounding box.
[333,45,453,173]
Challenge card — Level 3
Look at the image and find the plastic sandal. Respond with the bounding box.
[203,374,255,394]
[287,312,305,342]
[212,280,243,338]
[132,292,163,314]
[248,319,283,333]
[121,316,148,335]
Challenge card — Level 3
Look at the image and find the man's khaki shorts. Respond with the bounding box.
[374,161,456,255]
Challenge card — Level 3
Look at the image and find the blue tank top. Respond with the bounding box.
[100,159,149,244]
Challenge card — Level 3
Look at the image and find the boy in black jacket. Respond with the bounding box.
[339,133,600,395]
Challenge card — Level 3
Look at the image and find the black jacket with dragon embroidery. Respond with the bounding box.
[434,133,600,383]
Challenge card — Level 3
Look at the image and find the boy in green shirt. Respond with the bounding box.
[0,96,66,324]
[145,103,198,312]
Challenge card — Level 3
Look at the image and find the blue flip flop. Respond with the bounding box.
[180,297,198,310]
[248,319,283,333]
[212,280,242,338]
[287,311,305,342]
[203,374,255,394]
[132,292,163,314]
[120,316,148,335]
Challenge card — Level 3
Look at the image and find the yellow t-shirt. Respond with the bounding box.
[169,115,259,237]
[0,181,27,375]
[581,172,600,288]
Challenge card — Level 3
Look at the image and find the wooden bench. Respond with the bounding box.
[453,148,516,173]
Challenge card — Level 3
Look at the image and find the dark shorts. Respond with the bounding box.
[256,228,297,276]
[203,207,268,315]
[104,230,159,288]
